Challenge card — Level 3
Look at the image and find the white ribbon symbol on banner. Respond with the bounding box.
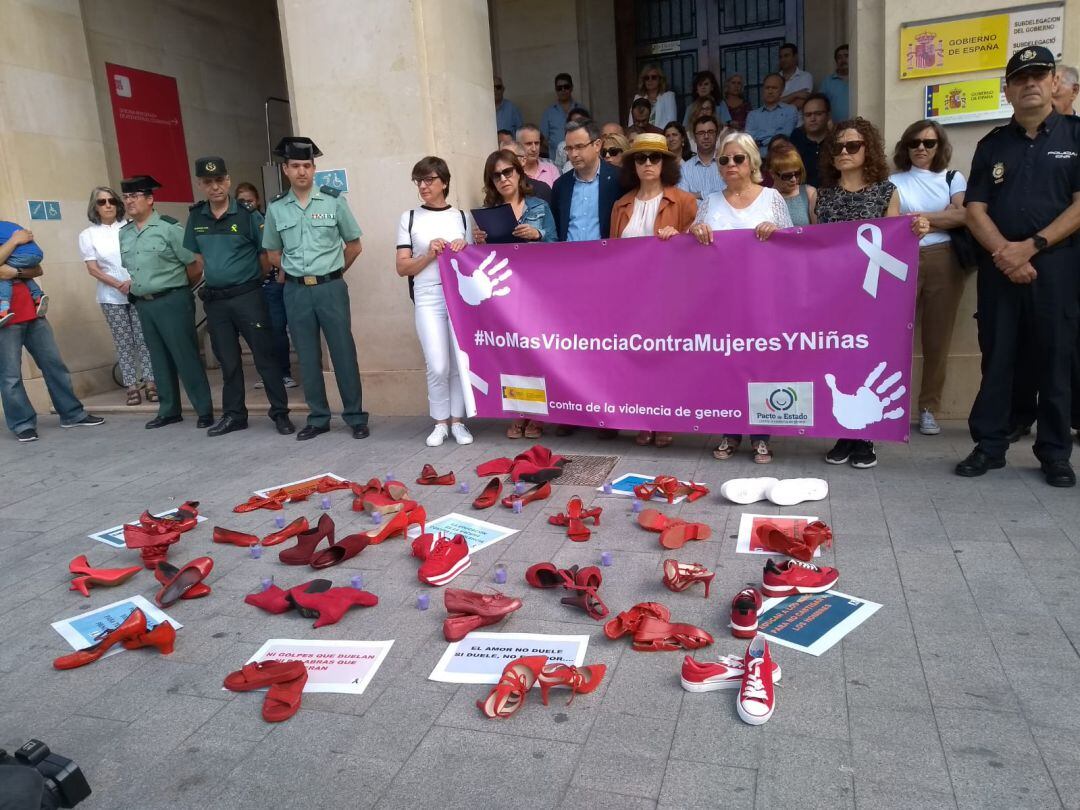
[857,224,908,299]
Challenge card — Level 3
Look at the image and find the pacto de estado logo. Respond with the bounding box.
[766,386,798,412]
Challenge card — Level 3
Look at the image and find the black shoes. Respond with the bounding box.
[61,414,104,428]
[825,439,854,464]
[16,429,38,442]
[274,415,296,435]
[955,448,1006,477]
[145,415,183,429]
[352,425,370,439]
[207,415,248,437]
[1041,459,1076,487]
[196,414,214,429]
[296,425,330,441]
[849,441,877,468]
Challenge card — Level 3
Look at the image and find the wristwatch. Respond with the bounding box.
[1032,234,1048,252]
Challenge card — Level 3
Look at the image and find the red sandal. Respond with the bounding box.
[476,656,547,719]
[548,496,602,542]
[662,560,715,598]
[558,566,608,620]
[631,616,714,652]
[659,521,712,550]
[603,602,671,639]
[263,667,308,722]
[537,662,607,705]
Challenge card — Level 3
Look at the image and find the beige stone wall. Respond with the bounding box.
[854,0,1080,418]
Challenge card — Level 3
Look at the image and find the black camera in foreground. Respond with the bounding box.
[0,740,91,809]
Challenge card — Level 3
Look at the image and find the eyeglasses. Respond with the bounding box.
[96,198,120,207]
[717,154,747,166]
[490,167,517,181]
[906,138,939,150]
[634,153,663,165]
[777,171,801,182]
[831,140,866,155]
[694,129,718,139]
[564,141,599,153]
[555,84,572,91]
[601,148,623,158]
[121,192,146,200]
[413,176,441,187]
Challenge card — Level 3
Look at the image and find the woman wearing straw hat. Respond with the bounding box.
[610,132,698,448]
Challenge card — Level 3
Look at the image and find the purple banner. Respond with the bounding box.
[439,218,920,442]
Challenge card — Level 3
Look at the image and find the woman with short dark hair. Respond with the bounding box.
[889,119,968,437]
[396,156,473,447]
[684,70,721,128]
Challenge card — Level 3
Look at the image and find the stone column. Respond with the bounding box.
[276,0,497,414]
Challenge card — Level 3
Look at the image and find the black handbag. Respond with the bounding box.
[945,170,979,272]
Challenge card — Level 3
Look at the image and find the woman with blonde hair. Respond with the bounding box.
[600,132,630,168]
[628,63,677,129]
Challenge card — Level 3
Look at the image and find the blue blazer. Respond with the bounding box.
[550,161,623,241]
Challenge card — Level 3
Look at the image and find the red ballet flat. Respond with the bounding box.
[472,477,503,509]
[67,555,141,597]
[153,561,211,600]
[289,586,378,628]
[212,527,260,547]
[53,608,147,670]
[501,481,552,509]
[278,514,335,566]
[417,464,456,486]
[139,501,199,533]
[261,517,310,547]
[154,556,214,607]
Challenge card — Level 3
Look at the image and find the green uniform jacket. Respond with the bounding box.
[262,186,362,277]
[183,196,266,287]
[120,211,196,296]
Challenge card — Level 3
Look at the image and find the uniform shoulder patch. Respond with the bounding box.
[160,214,180,224]
[271,191,288,203]
[320,185,341,197]
[188,200,207,212]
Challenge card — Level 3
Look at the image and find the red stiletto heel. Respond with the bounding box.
[212,527,260,547]
[476,656,548,719]
[67,555,141,597]
[662,560,716,598]
[122,621,176,655]
[537,662,607,705]
[261,517,310,547]
[53,608,148,670]
[548,497,603,542]
[279,514,335,565]
[559,566,609,620]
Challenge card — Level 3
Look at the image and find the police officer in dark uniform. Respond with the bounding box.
[957,46,1080,487]
[183,157,295,437]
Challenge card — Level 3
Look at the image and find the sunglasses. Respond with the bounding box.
[634,153,664,165]
[777,171,801,182]
[413,176,441,187]
[906,138,938,150]
[601,148,623,158]
[832,140,866,155]
[96,198,120,206]
[556,84,572,91]
[490,167,517,181]
[717,154,747,166]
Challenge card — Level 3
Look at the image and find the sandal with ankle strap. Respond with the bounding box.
[631,616,714,652]
[537,662,607,705]
[476,656,548,719]
[662,560,715,598]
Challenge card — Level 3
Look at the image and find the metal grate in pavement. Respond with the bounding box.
[553,454,620,486]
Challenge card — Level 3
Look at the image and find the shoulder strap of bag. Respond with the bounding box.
[946,170,956,190]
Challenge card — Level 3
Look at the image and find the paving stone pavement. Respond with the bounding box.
[1,414,1079,810]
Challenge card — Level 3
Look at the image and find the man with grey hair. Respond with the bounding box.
[1053,65,1079,115]
[516,124,560,188]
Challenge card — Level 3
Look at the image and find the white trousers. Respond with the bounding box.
[414,284,465,420]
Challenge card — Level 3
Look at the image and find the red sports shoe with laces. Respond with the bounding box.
[730,587,763,638]
[418,534,471,586]
[680,652,781,692]
[761,558,838,597]
[737,635,777,725]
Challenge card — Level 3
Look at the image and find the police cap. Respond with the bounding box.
[273,137,323,162]
[1006,46,1056,80]
[120,175,162,194]
[195,156,228,177]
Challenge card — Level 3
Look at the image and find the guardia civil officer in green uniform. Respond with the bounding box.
[183,157,295,437]
[119,175,214,430]
[263,137,369,440]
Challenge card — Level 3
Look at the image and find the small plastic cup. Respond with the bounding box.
[249,545,263,560]
[493,564,507,584]
[514,481,526,495]
[458,482,470,494]
[600,551,614,567]
[273,515,286,529]
[320,495,332,510]
[602,481,614,495]
[512,500,523,514]
[416,593,430,610]
[632,500,643,514]
[385,472,396,484]
[350,574,364,590]
[371,511,383,525]
[260,576,273,592]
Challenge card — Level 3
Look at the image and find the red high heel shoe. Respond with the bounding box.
[279,514,335,565]
[67,555,141,597]
[501,481,552,509]
[662,560,716,598]
[417,464,455,486]
[472,477,502,509]
[154,556,214,607]
[537,662,607,705]
[154,561,211,600]
[212,527,260,547]
[53,608,148,670]
[123,523,181,569]
[476,656,548,719]
[633,476,709,504]
[559,566,608,620]
[309,505,425,570]
[548,496,602,542]
[139,501,200,533]
[524,562,576,589]
[261,517,310,547]
[122,620,176,655]
[289,586,379,628]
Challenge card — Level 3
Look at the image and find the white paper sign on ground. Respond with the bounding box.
[595,472,703,504]
[429,632,589,684]
[88,509,208,549]
[51,595,181,658]
[245,638,393,694]
[426,512,517,554]
[756,590,881,656]
[736,513,822,557]
[253,473,349,498]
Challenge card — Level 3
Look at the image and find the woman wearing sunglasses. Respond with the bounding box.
[396,156,474,448]
[600,132,630,168]
[628,63,677,129]
[690,131,794,464]
[473,149,556,439]
[889,120,967,438]
[815,117,930,469]
[78,185,155,405]
[766,145,817,226]
[611,133,698,448]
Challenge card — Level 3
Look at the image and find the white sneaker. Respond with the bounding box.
[283,376,298,388]
[426,423,449,447]
[450,423,473,445]
[719,477,779,505]
[767,478,829,507]
[919,409,941,435]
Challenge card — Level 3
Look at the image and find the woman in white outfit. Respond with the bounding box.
[690,131,793,464]
[396,156,473,447]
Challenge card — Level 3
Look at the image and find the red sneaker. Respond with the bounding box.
[411,533,438,560]
[761,558,838,598]
[680,652,781,693]
[737,635,777,725]
[418,535,471,586]
[730,587,763,638]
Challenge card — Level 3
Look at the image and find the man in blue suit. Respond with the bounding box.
[551,120,622,242]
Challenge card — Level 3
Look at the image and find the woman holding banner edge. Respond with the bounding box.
[611,132,698,448]
[690,130,793,464]
[814,118,929,469]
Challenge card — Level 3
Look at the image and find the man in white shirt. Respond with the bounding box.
[778,42,813,112]
[677,114,726,208]
[516,124,561,187]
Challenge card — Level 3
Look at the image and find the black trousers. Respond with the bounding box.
[969,253,1077,462]
[203,288,289,420]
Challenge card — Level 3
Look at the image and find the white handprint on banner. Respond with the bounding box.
[824,361,906,430]
[452,251,512,306]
